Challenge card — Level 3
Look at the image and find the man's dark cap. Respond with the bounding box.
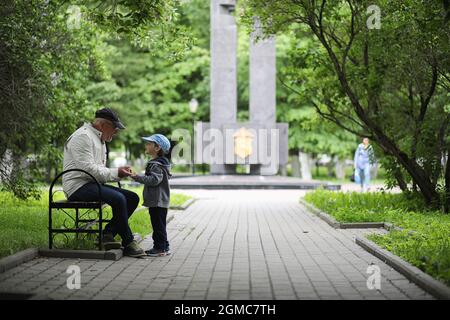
[95,108,125,129]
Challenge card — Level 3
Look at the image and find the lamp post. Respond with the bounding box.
[189,98,198,176]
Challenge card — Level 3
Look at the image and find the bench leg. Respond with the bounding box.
[48,206,53,249]
[98,206,104,250]
[75,208,79,241]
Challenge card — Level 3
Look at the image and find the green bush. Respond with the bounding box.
[304,189,450,286]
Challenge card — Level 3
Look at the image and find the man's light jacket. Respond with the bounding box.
[62,122,120,198]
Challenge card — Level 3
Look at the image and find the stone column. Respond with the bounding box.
[249,18,277,175]
[290,150,301,178]
[210,0,237,174]
[249,19,276,125]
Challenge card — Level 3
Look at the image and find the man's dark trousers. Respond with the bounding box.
[69,183,139,246]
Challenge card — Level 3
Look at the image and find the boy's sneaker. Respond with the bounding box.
[145,248,167,257]
[123,240,145,257]
[165,248,171,256]
[101,233,121,250]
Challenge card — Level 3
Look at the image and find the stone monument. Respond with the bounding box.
[194,0,288,175]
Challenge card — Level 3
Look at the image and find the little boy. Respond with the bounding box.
[131,134,172,256]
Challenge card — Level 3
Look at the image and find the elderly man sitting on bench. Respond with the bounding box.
[62,108,144,257]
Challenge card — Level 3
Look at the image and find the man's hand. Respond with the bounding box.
[118,166,132,178]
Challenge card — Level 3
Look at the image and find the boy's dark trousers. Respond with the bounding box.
[149,207,169,251]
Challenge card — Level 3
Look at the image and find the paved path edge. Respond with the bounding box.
[169,197,196,210]
[300,198,391,229]
[355,236,450,300]
[0,248,39,274]
[134,197,196,215]
[38,248,122,261]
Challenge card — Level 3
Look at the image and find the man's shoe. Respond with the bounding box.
[101,233,121,250]
[123,240,145,257]
[145,248,167,257]
[165,248,172,256]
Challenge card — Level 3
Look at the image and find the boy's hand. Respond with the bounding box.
[128,168,138,178]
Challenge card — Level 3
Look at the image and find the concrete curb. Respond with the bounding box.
[37,232,143,261]
[355,236,450,300]
[0,233,145,272]
[299,199,341,228]
[133,197,194,229]
[169,198,195,210]
[299,199,389,230]
[340,222,386,229]
[39,248,122,261]
[167,211,176,225]
[134,198,195,215]
[0,248,39,273]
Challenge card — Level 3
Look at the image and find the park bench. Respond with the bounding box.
[48,169,119,250]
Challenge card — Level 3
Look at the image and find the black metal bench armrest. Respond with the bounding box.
[51,200,110,209]
[49,169,103,205]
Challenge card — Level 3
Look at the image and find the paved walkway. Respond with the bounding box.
[0,190,433,300]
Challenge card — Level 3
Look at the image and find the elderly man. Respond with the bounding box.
[62,108,144,257]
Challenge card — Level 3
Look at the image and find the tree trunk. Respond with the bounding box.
[299,152,312,180]
[326,158,334,177]
[393,167,408,192]
[279,165,288,177]
[445,151,450,213]
[380,136,439,206]
[334,156,346,180]
[371,162,379,180]
[45,164,52,183]
[290,150,301,178]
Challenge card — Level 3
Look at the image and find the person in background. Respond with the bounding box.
[130,134,172,257]
[354,137,376,192]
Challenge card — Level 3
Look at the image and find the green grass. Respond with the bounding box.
[125,186,192,208]
[304,189,450,286]
[0,188,192,258]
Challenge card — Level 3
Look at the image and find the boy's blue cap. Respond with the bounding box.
[142,134,171,154]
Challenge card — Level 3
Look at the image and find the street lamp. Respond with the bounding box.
[189,98,198,175]
[189,98,198,114]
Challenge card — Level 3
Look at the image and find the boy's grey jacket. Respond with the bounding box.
[132,156,171,208]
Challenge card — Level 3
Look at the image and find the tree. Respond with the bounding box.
[275,32,356,178]
[0,0,187,198]
[88,0,210,160]
[242,0,450,209]
[0,0,106,198]
[234,15,356,178]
